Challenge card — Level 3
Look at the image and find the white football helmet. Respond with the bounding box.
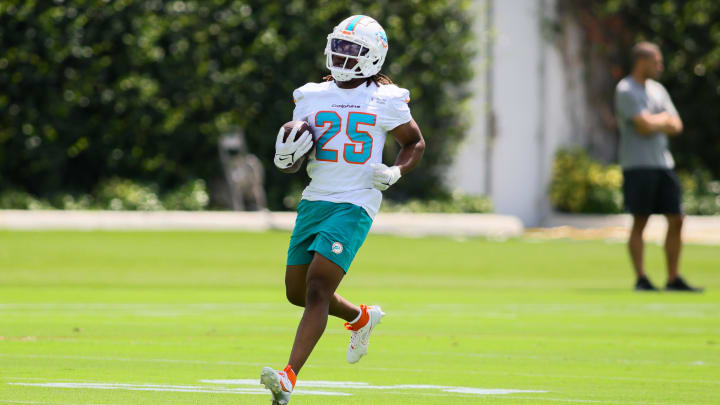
[325,15,389,82]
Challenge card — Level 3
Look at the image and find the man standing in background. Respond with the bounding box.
[615,41,702,292]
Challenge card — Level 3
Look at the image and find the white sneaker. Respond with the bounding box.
[260,366,294,405]
[345,305,385,364]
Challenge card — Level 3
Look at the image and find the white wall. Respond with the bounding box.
[446,0,490,196]
[490,0,544,226]
[448,0,592,226]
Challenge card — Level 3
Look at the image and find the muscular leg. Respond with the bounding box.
[285,264,360,322]
[664,214,684,282]
[286,253,355,373]
[628,215,650,277]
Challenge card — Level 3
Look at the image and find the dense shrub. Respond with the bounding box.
[50,193,94,210]
[0,178,210,211]
[0,189,51,210]
[678,169,720,215]
[162,179,209,211]
[281,188,492,214]
[551,149,720,215]
[95,178,164,211]
[381,192,492,214]
[550,149,623,214]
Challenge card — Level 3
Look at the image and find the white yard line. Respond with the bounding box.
[7,382,349,397]
[0,401,68,405]
[4,377,687,403]
[0,303,285,310]
[200,378,545,395]
[7,380,544,398]
[2,302,719,311]
[0,401,114,405]
[0,402,65,405]
[6,379,667,403]
[375,392,656,404]
[489,396,654,404]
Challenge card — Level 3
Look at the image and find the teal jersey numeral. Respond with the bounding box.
[313,111,375,164]
[314,111,342,162]
[344,112,376,164]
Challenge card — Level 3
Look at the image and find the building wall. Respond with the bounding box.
[448,0,592,226]
[445,0,490,196]
[490,0,544,226]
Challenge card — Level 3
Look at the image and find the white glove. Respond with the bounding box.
[370,163,401,191]
[274,125,313,169]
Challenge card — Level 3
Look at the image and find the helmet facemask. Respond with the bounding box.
[325,39,374,82]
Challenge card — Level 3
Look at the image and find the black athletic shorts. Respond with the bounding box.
[622,168,682,215]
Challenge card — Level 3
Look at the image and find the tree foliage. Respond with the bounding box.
[564,0,720,177]
[0,0,475,209]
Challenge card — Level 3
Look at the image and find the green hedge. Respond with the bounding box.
[0,1,475,209]
[281,186,492,214]
[678,170,720,216]
[550,149,624,214]
[0,178,209,211]
[381,193,492,214]
[551,149,720,215]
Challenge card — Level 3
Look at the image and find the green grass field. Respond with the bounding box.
[1,230,718,404]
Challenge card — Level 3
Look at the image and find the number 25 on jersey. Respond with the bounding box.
[314,111,376,164]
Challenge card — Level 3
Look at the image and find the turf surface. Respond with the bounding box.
[0,230,718,404]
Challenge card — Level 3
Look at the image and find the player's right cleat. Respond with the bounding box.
[634,276,658,291]
[345,304,385,364]
[260,365,295,405]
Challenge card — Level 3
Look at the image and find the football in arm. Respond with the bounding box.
[282,120,315,145]
[279,120,315,172]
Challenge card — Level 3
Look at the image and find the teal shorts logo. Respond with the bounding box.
[331,242,344,254]
[286,200,373,273]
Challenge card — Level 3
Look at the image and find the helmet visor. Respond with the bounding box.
[331,39,368,57]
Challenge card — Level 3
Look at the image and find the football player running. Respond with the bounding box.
[260,15,425,405]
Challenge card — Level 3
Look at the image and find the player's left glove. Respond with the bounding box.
[370,163,401,191]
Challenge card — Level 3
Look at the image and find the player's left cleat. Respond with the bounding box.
[345,304,385,364]
[260,365,295,404]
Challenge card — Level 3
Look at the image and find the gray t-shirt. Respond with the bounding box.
[615,76,679,169]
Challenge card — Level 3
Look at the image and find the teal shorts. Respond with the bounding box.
[286,200,373,273]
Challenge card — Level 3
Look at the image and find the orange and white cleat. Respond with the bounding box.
[260,365,296,405]
[345,304,385,364]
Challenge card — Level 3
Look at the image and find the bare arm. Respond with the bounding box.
[388,119,425,175]
[633,111,683,136]
[666,114,683,135]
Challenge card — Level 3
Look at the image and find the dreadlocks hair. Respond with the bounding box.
[322,73,394,86]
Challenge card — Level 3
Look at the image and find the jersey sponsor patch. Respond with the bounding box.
[331,103,361,109]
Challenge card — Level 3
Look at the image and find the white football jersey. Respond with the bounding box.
[292,80,412,218]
